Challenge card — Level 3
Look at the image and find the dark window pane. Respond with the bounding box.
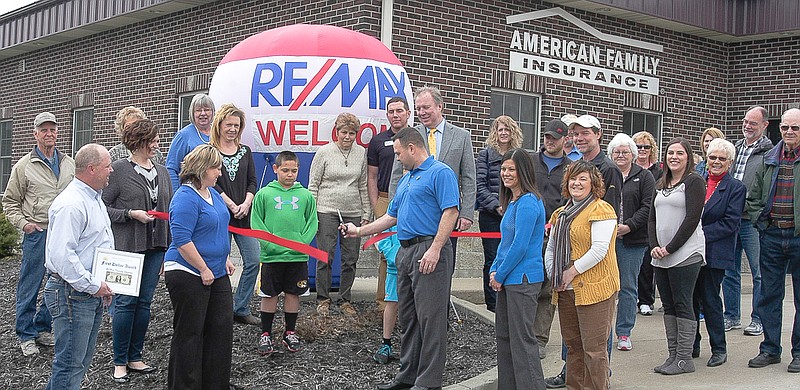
[521,123,535,149]
[490,92,503,118]
[503,94,520,117]
[519,96,535,122]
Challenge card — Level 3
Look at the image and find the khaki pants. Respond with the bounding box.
[374,193,390,309]
[558,290,616,390]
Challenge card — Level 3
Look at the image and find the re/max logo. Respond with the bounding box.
[250,59,407,110]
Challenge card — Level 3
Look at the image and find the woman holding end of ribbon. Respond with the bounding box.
[489,148,546,389]
[102,119,172,383]
[545,159,619,390]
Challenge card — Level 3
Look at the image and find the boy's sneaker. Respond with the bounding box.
[258,332,274,356]
[743,321,763,336]
[283,331,303,352]
[617,336,632,351]
[724,318,742,332]
[20,340,39,356]
[316,299,331,316]
[373,344,392,364]
[340,302,357,316]
[639,304,653,316]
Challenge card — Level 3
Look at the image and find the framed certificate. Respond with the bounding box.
[92,248,145,297]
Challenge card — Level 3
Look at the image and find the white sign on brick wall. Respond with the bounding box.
[507,7,662,95]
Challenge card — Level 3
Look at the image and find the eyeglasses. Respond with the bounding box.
[612,150,632,156]
[707,155,728,162]
[636,144,652,150]
[780,125,800,132]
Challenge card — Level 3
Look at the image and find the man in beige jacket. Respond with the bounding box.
[2,112,75,356]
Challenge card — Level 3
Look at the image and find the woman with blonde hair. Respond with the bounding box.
[632,130,662,316]
[209,104,261,326]
[695,127,725,175]
[476,115,523,312]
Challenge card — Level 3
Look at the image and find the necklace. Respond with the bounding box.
[337,144,352,167]
[196,126,210,144]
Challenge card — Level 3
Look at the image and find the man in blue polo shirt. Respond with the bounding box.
[342,126,459,390]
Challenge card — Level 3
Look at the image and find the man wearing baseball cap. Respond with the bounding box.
[559,114,582,161]
[2,112,76,356]
[531,118,572,359]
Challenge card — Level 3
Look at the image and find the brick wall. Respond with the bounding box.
[728,37,800,140]
[1,0,798,276]
[0,0,382,159]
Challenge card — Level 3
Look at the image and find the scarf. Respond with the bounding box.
[551,195,595,290]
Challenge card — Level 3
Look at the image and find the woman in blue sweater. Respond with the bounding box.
[476,115,523,312]
[164,144,235,389]
[489,148,547,390]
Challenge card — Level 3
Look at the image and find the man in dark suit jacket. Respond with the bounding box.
[389,86,477,266]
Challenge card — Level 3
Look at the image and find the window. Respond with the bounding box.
[622,109,662,145]
[72,108,94,151]
[0,120,12,192]
[179,91,208,130]
[490,89,541,150]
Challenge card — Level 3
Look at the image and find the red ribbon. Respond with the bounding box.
[361,230,501,250]
[147,210,328,263]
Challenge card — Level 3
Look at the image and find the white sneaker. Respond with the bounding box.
[20,340,39,356]
[639,304,653,315]
[36,331,55,346]
[617,336,632,351]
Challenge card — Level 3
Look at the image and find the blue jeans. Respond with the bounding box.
[17,230,52,342]
[478,211,501,312]
[112,250,164,365]
[722,219,761,323]
[758,227,800,357]
[615,241,647,337]
[231,232,261,317]
[44,276,104,390]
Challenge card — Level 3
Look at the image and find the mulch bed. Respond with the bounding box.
[0,255,496,389]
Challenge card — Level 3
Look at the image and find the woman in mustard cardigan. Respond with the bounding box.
[545,160,620,390]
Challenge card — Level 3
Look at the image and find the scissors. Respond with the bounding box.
[337,209,348,235]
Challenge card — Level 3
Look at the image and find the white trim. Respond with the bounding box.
[381,0,394,49]
[507,7,663,53]
[72,107,94,153]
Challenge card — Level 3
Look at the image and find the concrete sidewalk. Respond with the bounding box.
[349,276,799,389]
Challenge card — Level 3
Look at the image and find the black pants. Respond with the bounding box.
[478,211,501,311]
[637,252,656,307]
[654,260,702,321]
[165,271,233,390]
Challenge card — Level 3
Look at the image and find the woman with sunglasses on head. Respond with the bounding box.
[632,131,662,317]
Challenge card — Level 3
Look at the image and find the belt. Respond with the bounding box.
[399,235,434,248]
[49,273,63,281]
[770,219,795,229]
[378,192,389,198]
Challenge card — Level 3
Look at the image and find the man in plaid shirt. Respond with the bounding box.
[745,108,800,373]
[722,106,773,337]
